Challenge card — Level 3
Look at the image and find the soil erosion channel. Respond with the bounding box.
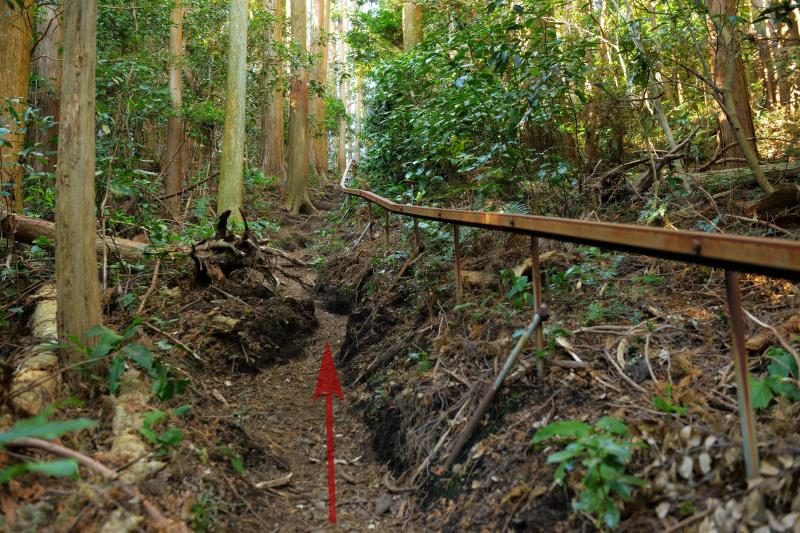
[194,205,411,532]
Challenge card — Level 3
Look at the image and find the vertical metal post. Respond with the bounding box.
[385,210,390,247]
[368,203,374,241]
[725,270,761,486]
[413,217,424,271]
[453,225,464,304]
[531,236,545,378]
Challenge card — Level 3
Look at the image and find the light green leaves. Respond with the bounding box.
[532,417,644,529]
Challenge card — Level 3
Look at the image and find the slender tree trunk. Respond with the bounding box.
[56,0,102,363]
[353,79,361,163]
[286,0,317,213]
[30,1,62,175]
[402,1,423,51]
[217,0,249,224]
[261,0,287,181]
[750,0,776,109]
[0,1,34,212]
[311,0,330,175]
[707,0,774,193]
[707,0,760,169]
[165,0,185,216]
[336,5,347,177]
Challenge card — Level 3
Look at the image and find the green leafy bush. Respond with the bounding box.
[0,405,96,483]
[532,417,645,529]
[750,346,800,409]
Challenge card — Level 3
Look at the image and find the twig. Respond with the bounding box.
[260,246,308,267]
[254,472,293,489]
[662,507,714,533]
[643,334,658,384]
[135,259,161,316]
[143,322,206,363]
[6,438,179,531]
[158,171,219,200]
[602,349,649,394]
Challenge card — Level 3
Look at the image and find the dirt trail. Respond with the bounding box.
[192,205,413,532]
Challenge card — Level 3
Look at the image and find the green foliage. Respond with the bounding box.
[85,323,188,401]
[0,406,96,484]
[750,347,800,409]
[500,270,533,309]
[216,445,244,475]
[409,351,432,372]
[652,384,688,415]
[532,416,645,529]
[138,405,190,454]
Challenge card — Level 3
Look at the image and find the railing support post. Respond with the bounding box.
[725,270,762,495]
[453,225,464,304]
[368,203,374,241]
[385,209,390,247]
[531,236,545,378]
[413,217,421,249]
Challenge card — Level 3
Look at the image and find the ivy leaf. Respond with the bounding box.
[749,376,774,409]
[532,420,592,443]
[108,355,125,395]
[124,343,153,371]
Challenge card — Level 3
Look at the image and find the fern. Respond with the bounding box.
[503,200,529,215]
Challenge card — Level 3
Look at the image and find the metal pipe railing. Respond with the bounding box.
[339,161,800,483]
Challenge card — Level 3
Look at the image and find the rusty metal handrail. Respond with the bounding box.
[341,162,800,280]
[339,160,792,490]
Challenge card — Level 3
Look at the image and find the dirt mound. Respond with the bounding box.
[314,253,373,316]
[177,278,318,371]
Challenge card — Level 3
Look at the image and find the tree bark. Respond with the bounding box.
[310,0,330,175]
[30,1,62,175]
[707,0,774,193]
[353,79,361,163]
[0,1,34,212]
[336,6,348,177]
[260,0,287,181]
[165,0,185,216]
[707,0,760,170]
[56,0,102,362]
[286,0,317,213]
[750,0,777,109]
[217,0,249,224]
[402,1,423,51]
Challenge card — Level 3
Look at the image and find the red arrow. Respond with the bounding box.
[313,341,344,524]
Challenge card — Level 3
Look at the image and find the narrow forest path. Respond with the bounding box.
[180,197,414,532]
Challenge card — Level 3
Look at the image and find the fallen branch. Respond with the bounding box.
[1,207,147,260]
[143,322,205,363]
[6,437,186,532]
[135,258,161,316]
[10,284,59,416]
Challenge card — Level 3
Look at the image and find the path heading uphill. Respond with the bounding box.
[183,195,415,532]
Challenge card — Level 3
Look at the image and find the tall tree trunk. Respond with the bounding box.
[217,0,248,224]
[336,4,347,177]
[0,1,33,212]
[353,79,361,163]
[260,0,287,181]
[402,1,423,51]
[707,0,760,169]
[308,0,325,175]
[56,0,102,364]
[707,0,774,193]
[750,0,777,109]
[165,0,185,216]
[30,1,62,175]
[286,0,316,213]
[311,0,330,175]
